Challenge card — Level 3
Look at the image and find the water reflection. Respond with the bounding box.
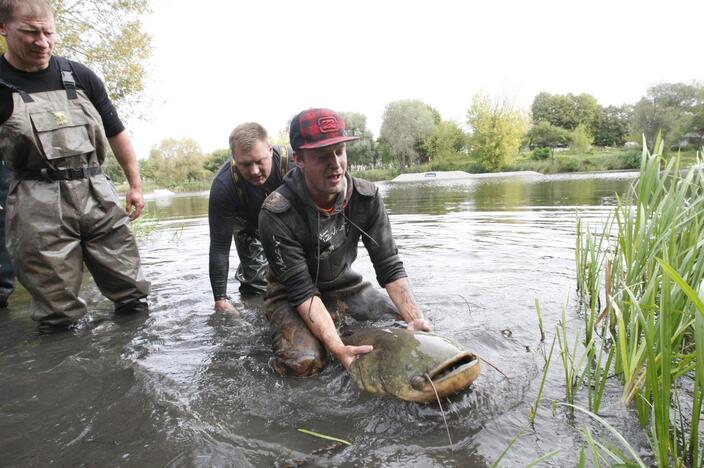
[382,172,637,215]
[0,171,646,466]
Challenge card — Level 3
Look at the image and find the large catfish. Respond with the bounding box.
[342,328,480,403]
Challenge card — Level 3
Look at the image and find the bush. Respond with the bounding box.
[531,147,551,160]
[620,151,641,169]
[559,158,580,172]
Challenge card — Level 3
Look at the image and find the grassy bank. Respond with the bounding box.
[352,147,701,181]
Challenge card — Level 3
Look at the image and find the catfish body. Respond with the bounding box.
[343,328,480,402]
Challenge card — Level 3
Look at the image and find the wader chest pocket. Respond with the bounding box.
[30,111,95,160]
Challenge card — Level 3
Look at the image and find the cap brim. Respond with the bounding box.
[297,135,360,150]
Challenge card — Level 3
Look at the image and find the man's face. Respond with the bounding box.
[296,143,348,207]
[233,139,273,186]
[0,6,55,72]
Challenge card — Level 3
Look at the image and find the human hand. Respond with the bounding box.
[214,299,240,316]
[334,344,373,370]
[125,187,144,220]
[407,318,432,332]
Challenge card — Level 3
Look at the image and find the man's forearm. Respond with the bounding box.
[385,277,424,324]
[296,296,345,355]
[209,248,230,300]
[108,130,142,189]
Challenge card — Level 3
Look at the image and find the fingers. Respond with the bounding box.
[214,299,240,316]
[407,318,433,332]
[338,344,373,370]
[126,191,144,220]
[350,344,373,356]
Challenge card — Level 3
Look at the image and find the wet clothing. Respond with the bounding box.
[264,270,399,376]
[208,147,291,298]
[0,55,149,326]
[0,161,14,306]
[259,167,407,376]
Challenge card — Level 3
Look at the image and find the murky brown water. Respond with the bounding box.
[0,171,651,467]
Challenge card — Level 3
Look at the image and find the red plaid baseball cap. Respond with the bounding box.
[289,108,360,151]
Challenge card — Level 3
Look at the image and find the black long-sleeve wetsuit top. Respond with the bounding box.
[208,146,291,300]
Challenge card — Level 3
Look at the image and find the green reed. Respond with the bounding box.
[573,138,704,467]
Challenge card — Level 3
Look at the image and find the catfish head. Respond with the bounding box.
[342,328,480,403]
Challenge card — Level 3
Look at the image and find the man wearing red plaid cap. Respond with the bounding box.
[259,108,432,377]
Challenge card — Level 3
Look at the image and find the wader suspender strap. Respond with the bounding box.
[278,146,288,175]
[0,77,34,103]
[230,146,289,206]
[56,56,78,100]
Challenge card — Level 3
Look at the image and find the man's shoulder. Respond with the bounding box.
[352,177,377,197]
[209,160,237,200]
[262,190,291,214]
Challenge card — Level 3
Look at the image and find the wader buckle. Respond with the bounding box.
[40,168,51,182]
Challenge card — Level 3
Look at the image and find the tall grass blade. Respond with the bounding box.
[297,428,351,446]
[560,404,646,468]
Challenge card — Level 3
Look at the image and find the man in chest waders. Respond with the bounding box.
[259,108,432,377]
[0,0,150,331]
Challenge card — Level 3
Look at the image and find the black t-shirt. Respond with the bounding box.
[0,55,124,137]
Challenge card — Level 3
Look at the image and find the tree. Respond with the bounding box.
[142,138,208,187]
[203,148,231,174]
[591,105,631,147]
[340,111,376,168]
[467,92,528,171]
[686,104,704,149]
[101,152,127,184]
[0,0,152,110]
[630,82,703,150]
[531,92,599,131]
[380,100,437,169]
[421,120,468,163]
[524,121,572,158]
[570,124,593,153]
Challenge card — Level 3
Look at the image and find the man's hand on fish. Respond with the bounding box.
[406,318,433,332]
[332,343,374,370]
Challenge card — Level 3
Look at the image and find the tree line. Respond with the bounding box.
[105,82,702,187]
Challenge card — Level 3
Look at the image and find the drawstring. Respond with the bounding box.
[306,210,322,323]
[314,210,321,286]
[341,209,379,248]
[305,204,378,322]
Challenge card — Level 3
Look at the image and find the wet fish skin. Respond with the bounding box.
[342,328,480,403]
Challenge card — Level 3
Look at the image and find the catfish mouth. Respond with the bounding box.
[410,352,480,398]
[428,351,479,382]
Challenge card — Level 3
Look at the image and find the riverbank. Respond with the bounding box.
[352,147,700,182]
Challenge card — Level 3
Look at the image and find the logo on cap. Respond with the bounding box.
[318,116,339,134]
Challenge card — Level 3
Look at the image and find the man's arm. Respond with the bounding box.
[296,295,372,369]
[108,130,143,220]
[385,277,432,331]
[208,175,239,313]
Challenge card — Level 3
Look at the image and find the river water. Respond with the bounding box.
[0,171,651,467]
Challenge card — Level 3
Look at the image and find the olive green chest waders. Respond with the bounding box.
[0,57,150,326]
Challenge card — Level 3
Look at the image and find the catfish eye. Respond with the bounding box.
[410,375,426,390]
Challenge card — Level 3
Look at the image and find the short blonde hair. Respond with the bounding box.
[0,0,53,23]
[228,122,268,158]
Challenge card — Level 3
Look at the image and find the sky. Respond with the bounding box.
[128,0,704,157]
